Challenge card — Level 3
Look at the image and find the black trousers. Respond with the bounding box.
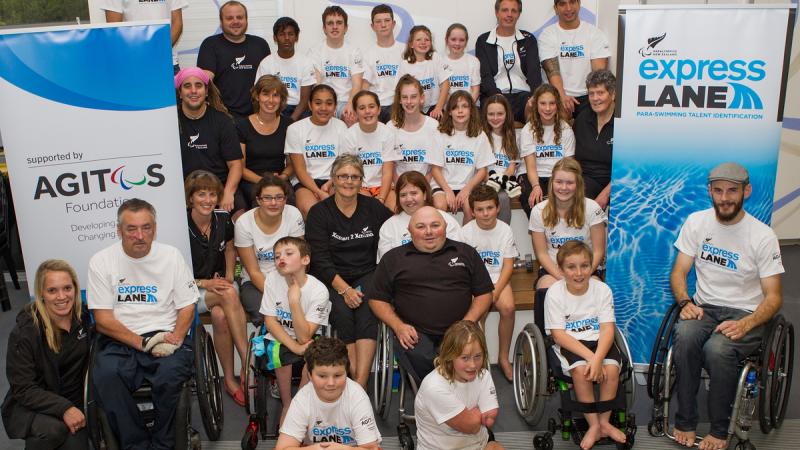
[24,412,88,450]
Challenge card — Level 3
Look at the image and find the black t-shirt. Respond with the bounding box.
[574,107,614,184]
[188,209,235,279]
[178,107,241,182]
[236,115,292,177]
[369,239,494,336]
[56,318,89,408]
[197,34,270,116]
[305,195,393,285]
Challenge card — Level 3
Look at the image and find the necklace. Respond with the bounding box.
[183,105,206,120]
[256,114,269,126]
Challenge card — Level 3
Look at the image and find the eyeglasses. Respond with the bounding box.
[336,174,362,182]
[257,195,286,203]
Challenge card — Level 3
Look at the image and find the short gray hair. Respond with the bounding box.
[586,69,616,95]
[117,198,156,224]
[330,154,364,180]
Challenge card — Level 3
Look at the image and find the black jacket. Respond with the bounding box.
[2,306,89,439]
[475,28,543,101]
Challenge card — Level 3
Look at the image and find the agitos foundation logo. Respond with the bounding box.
[635,33,766,114]
[34,164,165,199]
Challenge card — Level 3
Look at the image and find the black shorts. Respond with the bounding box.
[556,339,622,373]
[293,178,328,192]
[503,91,532,124]
[262,339,304,370]
[329,272,378,344]
[432,187,460,196]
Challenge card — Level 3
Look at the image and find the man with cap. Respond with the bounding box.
[669,162,784,450]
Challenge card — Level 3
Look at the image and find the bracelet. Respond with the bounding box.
[337,286,353,296]
[197,279,203,289]
[678,299,691,309]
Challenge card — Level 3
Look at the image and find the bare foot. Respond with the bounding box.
[699,434,727,450]
[499,360,513,381]
[673,428,696,448]
[580,424,601,450]
[600,422,626,444]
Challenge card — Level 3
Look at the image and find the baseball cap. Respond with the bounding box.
[708,162,749,185]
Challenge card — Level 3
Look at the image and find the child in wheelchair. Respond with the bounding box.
[544,241,626,450]
[261,236,331,425]
[275,337,382,449]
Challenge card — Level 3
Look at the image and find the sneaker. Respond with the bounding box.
[270,379,281,399]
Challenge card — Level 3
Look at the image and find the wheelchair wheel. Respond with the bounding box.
[533,432,554,450]
[759,316,794,433]
[513,323,548,426]
[372,323,395,419]
[647,302,680,401]
[174,383,192,450]
[614,327,636,409]
[194,323,224,441]
[398,423,415,450]
[243,331,257,415]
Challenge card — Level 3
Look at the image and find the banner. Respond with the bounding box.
[0,22,191,295]
[609,5,795,364]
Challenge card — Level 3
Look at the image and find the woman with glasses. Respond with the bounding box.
[235,174,305,325]
[305,154,393,388]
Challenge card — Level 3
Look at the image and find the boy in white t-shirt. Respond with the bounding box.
[544,241,626,449]
[362,4,405,123]
[308,6,364,126]
[460,185,518,381]
[276,337,381,449]
[260,237,331,425]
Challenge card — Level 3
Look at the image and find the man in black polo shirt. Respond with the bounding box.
[369,206,494,383]
[197,1,270,117]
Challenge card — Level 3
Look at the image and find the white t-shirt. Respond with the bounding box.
[341,122,401,188]
[460,220,519,283]
[446,53,481,95]
[415,369,499,450]
[281,378,382,446]
[529,198,606,263]
[259,271,330,341]
[308,41,365,105]
[87,242,198,335]
[488,29,529,93]
[398,52,452,109]
[377,211,462,261]
[487,131,522,176]
[234,206,305,283]
[519,121,576,178]
[99,0,188,66]
[285,117,348,181]
[431,130,495,190]
[544,278,615,341]
[390,116,443,177]
[363,41,406,107]
[674,209,784,312]
[254,53,315,106]
[538,22,611,97]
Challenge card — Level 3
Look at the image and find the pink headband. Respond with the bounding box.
[174,67,210,89]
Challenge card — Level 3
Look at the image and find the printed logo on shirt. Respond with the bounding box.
[256,248,275,263]
[398,145,427,163]
[418,77,435,92]
[360,414,377,431]
[699,242,740,271]
[449,257,466,267]
[503,52,516,66]
[187,133,208,150]
[479,250,501,267]
[331,226,374,242]
[304,140,337,159]
[324,60,350,79]
[231,55,254,70]
[566,316,600,333]
[375,61,399,77]
[449,74,470,88]
[311,423,354,444]
[536,144,564,159]
[549,232,584,249]
[275,72,299,90]
[275,307,294,329]
[445,145,474,166]
[495,152,510,168]
[359,150,383,166]
[116,284,158,303]
[560,43,586,58]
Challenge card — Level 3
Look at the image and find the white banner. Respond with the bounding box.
[0,22,191,296]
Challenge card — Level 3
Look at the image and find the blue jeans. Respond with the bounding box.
[672,304,764,438]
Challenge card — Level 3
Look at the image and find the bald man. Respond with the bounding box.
[369,206,494,382]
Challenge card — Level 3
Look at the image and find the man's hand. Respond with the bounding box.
[715,319,753,341]
[62,406,85,434]
[680,303,704,321]
[143,331,168,352]
[562,95,579,115]
[394,323,419,350]
[164,330,184,347]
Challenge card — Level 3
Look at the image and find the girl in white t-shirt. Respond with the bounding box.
[481,94,522,225]
[342,90,399,211]
[444,23,480,102]
[377,171,462,260]
[235,174,305,323]
[543,241,626,449]
[431,91,494,224]
[399,25,451,120]
[529,157,605,292]
[415,320,503,450]
[276,337,381,450]
[520,84,575,213]
[389,75,443,180]
[285,84,348,218]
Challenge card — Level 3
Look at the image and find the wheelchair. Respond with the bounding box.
[512,295,637,450]
[646,302,795,450]
[85,313,224,450]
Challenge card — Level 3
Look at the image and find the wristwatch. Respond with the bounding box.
[678,299,692,309]
[337,286,353,296]
[141,335,151,351]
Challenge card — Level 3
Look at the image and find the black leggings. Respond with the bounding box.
[25,413,88,450]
